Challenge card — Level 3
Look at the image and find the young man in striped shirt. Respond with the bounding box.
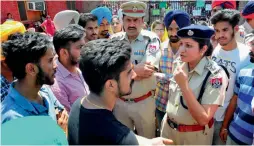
[222,31,254,145]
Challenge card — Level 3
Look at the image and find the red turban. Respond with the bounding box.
[212,0,236,9]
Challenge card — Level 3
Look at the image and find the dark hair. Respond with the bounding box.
[151,20,164,30]
[2,32,52,80]
[78,13,98,28]
[53,24,85,55]
[79,39,132,95]
[7,32,23,42]
[7,13,11,16]
[192,38,213,56]
[210,9,240,28]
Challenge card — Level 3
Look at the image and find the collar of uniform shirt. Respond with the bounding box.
[124,31,144,42]
[187,57,207,76]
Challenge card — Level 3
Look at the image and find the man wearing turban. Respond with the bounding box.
[91,7,112,39]
[53,10,80,31]
[211,0,236,16]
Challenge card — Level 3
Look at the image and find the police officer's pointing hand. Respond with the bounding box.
[174,64,188,89]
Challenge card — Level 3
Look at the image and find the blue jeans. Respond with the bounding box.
[212,121,225,145]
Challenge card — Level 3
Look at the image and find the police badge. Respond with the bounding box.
[187,30,194,36]
[210,77,222,88]
[132,6,138,12]
[148,44,158,53]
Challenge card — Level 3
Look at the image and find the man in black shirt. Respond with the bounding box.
[68,39,173,145]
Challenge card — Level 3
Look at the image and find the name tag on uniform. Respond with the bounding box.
[134,50,145,56]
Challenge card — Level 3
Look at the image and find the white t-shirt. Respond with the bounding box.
[211,43,250,121]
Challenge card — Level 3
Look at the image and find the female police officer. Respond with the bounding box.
[160,25,228,145]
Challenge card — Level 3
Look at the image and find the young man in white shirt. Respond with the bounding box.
[210,9,251,145]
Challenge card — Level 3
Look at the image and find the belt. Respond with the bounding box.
[167,116,214,132]
[119,91,152,103]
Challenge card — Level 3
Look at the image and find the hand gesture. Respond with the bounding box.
[219,128,228,143]
[134,62,155,78]
[57,109,69,133]
[174,64,188,89]
[151,137,173,145]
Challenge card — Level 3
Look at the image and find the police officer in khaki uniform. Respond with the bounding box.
[160,25,228,145]
[111,1,161,138]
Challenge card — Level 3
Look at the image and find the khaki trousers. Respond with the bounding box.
[113,97,156,138]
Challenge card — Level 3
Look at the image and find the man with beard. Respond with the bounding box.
[78,13,99,42]
[1,32,68,130]
[110,1,161,138]
[154,10,190,133]
[91,7,112,39]
[51,24,89,112]
[210,9,251,145]
[68,39,173,145]
[223,31,254,145]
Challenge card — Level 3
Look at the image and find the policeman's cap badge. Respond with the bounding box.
[133,6,138,12]
[187,30,194,36]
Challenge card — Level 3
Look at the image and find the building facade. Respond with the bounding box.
[1,1,83,26]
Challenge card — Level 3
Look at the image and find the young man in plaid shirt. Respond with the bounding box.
[154,10,191,132]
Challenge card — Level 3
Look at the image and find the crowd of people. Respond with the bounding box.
[1,0,254,145]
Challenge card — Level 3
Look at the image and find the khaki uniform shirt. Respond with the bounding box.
[166,57,228,125]
[111,29,161,98]
[235,21,253,44]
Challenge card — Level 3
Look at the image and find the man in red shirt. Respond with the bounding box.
[41,15,56,37]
